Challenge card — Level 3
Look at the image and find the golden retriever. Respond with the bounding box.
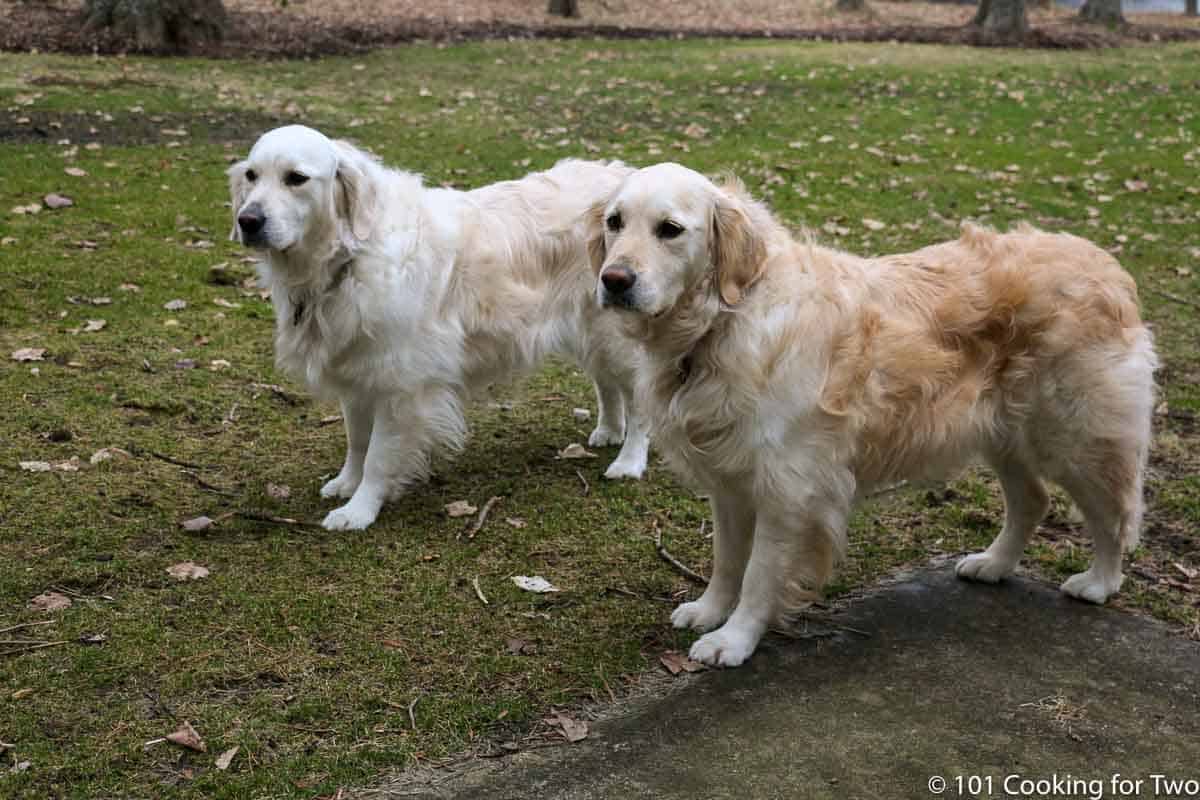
[229,125,650,531]
[588,162,1157,667]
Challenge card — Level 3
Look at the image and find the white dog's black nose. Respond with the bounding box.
[237,203,267,240]
[601,264,637,295]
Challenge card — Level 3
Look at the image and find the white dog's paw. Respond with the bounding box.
[689,626,760,668]
[671,599,730,632]
[588,426,625,448]
[1060,569,1122,605]
[603,455,646,481]
[955,551,1018,584]
[322,501,378,531]
[320,472,361,499]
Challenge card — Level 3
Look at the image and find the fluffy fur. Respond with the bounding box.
[229,125,649,531]
[590,162,1157,667]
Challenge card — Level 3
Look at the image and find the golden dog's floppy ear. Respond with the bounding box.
[711,182,767,307]
[226,161,250,243]
[332,140,379,244]
[584,201,608,276]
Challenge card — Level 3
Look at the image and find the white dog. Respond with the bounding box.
[228,125,649,530]
[589,163,1157,667]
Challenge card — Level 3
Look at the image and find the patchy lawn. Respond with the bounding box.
[1,39,1197,800]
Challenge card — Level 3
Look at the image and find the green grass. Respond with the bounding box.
[2,39,1199,799]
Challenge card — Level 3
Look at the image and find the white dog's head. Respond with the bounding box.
[227,124,378,255]
[587,163,768,317]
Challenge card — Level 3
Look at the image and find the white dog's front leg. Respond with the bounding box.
[322,387,466,532]
[672,490,754,632]
[320,396,374,499]
[589,379,626,448]
[603,390,649,480]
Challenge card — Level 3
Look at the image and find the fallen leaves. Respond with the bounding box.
[163,299,187,311]
[80,319,107,333]
[11,348,46,362]
[64,167,88,177]
[445,500,477,518]
[550,712,588,743]
[557,443,597,459]
[166,561,210,581]
[511,575,560,594]
[215,746,239,771]
[180,516,214,532]
[659,650,707,676]
[165,721,206,753]
[19,458,81,473]
[89,447,131,465]
[43,193,74,209]
[28,592,72,612]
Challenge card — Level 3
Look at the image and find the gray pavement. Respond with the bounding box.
[375,563,1200,800]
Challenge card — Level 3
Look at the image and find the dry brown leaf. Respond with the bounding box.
[166,561,210,580]
[43,193,74,209]
[557,443,597,459]
[445,500,477,518]
[164,299,187,311]
[64,167,88,177]
[215,746,239,771]
[166,721,207,753]
[660,650,708,676]
[29,591,72,612]
[1171,562,1198,581]
[12,347,47,362]
[511,575,559,593]
[19,460,52,472]
[90,447,131,465]
[553,713,588,743]
[266,483,291,500]
[81,319,107,333]
[505,517,527,529]
[862,218,887,231]
[181,516,214,532]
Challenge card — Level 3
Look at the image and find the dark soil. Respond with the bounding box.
[0,108,292,147]
[3,2,1199,58]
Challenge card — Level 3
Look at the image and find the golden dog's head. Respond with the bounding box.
[587,163,767,317]
[227,124,377,255]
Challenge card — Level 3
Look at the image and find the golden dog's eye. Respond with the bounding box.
[245,169,258,182]
[285,171,310,187]
[656,220,684,240]
[605,213,623,233]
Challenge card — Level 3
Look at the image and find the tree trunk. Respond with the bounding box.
[836,0,868,11]
[1079,0,1125,24]
[1187,0,1198,17]
[970,0,1028,42]
[547,0,579,18]
[82,0,227,51]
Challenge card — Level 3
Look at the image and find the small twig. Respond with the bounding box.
[1,640,68,656]
[142,449,209,470]
[407,696,420,730]
[1148,287,1200,311]
[462,496,502,541]
[471,577,489,606]
[0,621,55,636]
[575,469,590,497]
[187,472,236,496]
[652,518,708,585]
[233,511,324,529]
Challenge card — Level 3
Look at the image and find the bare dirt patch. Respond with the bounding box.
[2,0,1198,57]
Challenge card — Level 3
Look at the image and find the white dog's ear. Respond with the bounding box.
[332,140,379,243]
[711,185,767,307]
[584,201,608,276]
[227,160,250,242]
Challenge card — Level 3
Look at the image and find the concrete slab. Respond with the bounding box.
[375,564,1200,800]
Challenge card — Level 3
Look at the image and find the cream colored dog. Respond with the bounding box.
[589,163,1157,667]
[229,126,649,531]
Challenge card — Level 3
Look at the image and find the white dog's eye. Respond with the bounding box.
[605,212,623,233]
[245,169,258,182]
[285,171,310,187]
[656,220,685,240]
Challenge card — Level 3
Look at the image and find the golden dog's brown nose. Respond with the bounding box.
[601,263,637,295]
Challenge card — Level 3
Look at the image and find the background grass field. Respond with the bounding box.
[1,39,1198,799]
